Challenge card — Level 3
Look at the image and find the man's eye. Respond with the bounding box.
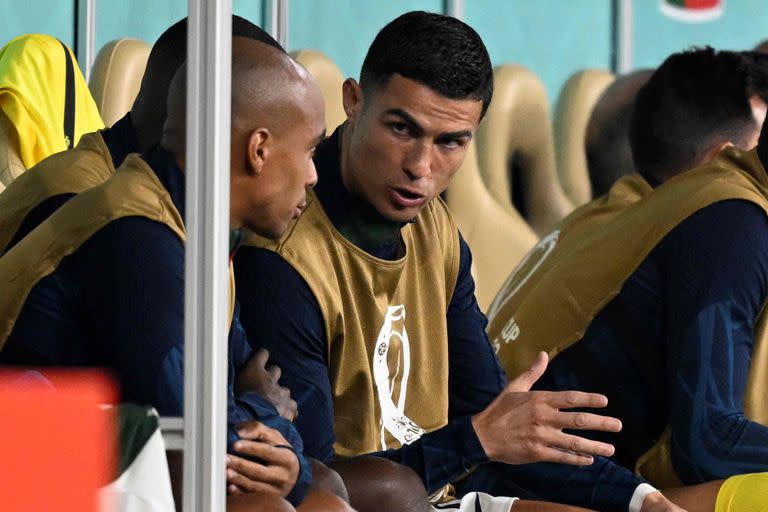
[439,139,465,149]
[390,123,410,135]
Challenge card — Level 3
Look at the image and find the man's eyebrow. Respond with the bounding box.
[383,108,472,140]
[383,108,424,132]
[437,129,473,140]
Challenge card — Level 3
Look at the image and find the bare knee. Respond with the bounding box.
[309,458,350,503]
[297,489,355,512]
[512,500,593,512]
[227,492,295,512]
[330,456,430,512]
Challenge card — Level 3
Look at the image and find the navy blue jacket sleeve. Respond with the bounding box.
[158,302,312,504]
[234,246,337,463]
[659,200,768,483]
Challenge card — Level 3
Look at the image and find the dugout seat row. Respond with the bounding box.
[0,35,623,313]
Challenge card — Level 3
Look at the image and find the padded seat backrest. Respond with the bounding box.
[291,49,346,132]
[89,39,150,127]
[553,69,614,206]
[475,64,573,235]
[0,110,25,193]
[445,141,538,311]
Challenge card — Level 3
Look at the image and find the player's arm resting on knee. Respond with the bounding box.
[226,314,313,505]
[226,421,304,500]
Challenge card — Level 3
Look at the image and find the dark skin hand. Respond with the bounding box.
[227,421,300,497]
[236,348,298,421]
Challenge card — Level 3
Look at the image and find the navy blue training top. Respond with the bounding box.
[233,126,647,511]
[535,198,768,484]
[1,144,312,504]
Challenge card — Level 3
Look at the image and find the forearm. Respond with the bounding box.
[476,458,647,512]
[369,415,487,492]
[233,392,313,505]
[671,405,768,481]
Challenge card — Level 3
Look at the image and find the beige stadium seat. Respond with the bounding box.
[475,64,573,236]
[0,110,25,193]
[553,69,614,207]
[445,141,538,312]
[89,39,150,128]
[291,49,346,132]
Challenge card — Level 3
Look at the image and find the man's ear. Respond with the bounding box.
[247,128,270,176]
[342,78,364,122]
[703,140,733,164]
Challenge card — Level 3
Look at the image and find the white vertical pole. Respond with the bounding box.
[445,0,464,20]
[617,0,633,73]
[76,0,96,81]
[267,0,289,48]
[183,0,232,511]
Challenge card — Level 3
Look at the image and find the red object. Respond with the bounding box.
[0,370,117,512]
[687,0,721,8]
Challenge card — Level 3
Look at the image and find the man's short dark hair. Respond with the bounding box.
[629,47,768,184]
[359,11,493,119]
[131,15,284,146]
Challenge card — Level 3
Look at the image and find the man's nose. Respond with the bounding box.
[307,162,318,188]
[403,142,431,180]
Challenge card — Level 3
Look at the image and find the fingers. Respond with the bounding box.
[235,421,288,445]
[267,364,282,381]
[279,397,298,422]
[254,348,270,369]
[227,454,290,486]
[545,390,609,410]
[532,445,595,467]
[544,430,616,458]
[226,465,282,494]
[553,409,622,433]
[232,440,296,467]
[507,351,548,392]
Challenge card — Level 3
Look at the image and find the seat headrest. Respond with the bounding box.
[476,64,572,235]
[553,69,615,206]
[290,49,346,132]
[0,110,25,192]
[445,141,538,311]
[89,39,151,127]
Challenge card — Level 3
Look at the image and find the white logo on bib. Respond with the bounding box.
[372,305,426,449]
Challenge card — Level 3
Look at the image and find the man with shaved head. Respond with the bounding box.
[0,36,351,511]
[0,15,283,256]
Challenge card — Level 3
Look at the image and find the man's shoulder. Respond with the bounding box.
[8,132,113,194]
[660,199,768,253]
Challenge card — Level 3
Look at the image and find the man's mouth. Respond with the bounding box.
[390,187,426,207]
